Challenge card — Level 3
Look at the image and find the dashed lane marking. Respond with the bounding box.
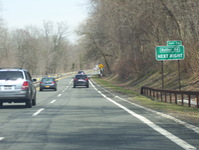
[32,108,45,117]
[50,100,56,104]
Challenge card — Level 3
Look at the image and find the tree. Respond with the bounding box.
[77,0,199,81]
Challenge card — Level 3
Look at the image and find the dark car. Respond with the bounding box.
[73,74,89,88]
[0,68,37,108]
[39,77,57,91]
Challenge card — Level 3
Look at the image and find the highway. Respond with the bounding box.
[0,75,198,150]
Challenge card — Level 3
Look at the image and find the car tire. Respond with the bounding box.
[32,93,36,106]
[0,102,3,107]
[26,98,32,108]
[54,88,57,91]
[73,85,76,88]
[40,88,43,91]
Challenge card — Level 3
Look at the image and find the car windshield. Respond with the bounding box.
[0,71,23,80]
[75,75,87,79]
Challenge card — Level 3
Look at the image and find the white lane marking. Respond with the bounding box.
[90,81,197,150]
[50,100,56,104]
[69,79,73,84]
[0,137,4,141]
[32,108,45,117]
[91,79,199,134]
[58,94,62,97]
[62,86,69,92]
[59,79,72,92]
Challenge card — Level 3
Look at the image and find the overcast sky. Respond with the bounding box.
[1,0,89,43]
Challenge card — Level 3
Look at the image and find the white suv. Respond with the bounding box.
[0,68,37,108]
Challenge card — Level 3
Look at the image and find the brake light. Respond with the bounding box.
[22,81,29,89]
[52,81,56,84]
[85,78,88,81]
[40,82,43,84]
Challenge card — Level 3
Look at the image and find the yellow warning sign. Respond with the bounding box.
[98,64,104,69]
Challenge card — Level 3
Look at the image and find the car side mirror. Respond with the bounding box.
[32,79,37,82]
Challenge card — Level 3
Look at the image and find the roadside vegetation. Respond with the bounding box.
[0,20,84,75]
[77,0,199,91]
[0,0,199,90]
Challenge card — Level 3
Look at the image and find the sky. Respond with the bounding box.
[0,0,89,43]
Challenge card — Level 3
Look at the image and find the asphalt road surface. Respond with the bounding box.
[0,75,198,150]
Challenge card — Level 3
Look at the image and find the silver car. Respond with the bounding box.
[0,68,37,108]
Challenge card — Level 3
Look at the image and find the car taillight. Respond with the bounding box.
[40,82,43,84]
[22,81,29,89]
[85,78,88,81]
[52,81,56,84]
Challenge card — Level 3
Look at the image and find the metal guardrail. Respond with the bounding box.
[140,86,199,108]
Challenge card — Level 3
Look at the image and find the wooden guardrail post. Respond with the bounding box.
[169,93,172,103]
[181,94,184,106]
[156,91,159,100]
[150,89,151,97]
[188,94,191,107]
[140,86,144,95]
[174,93,177,104]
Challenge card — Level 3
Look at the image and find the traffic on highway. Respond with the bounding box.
[0,70,198,150]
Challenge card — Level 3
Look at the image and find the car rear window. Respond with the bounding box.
[75,75,87,79]
[78,71,85,74]
[0,71,23,80]
[42,78,54,82]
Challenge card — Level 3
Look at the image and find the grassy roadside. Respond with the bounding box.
[92,76,199,127]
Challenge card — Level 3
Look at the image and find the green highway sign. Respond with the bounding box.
[167,40,182,46]
[155,45,185,61]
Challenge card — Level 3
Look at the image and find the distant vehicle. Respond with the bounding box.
[77,70,85,74]
[0,68,37,108]
[73,74,89,88]
[39,77,57,91]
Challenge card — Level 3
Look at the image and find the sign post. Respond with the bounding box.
[161,61,164,89]
[178,60,181,90]
[155,41,184,90]
[98,64,104,77]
